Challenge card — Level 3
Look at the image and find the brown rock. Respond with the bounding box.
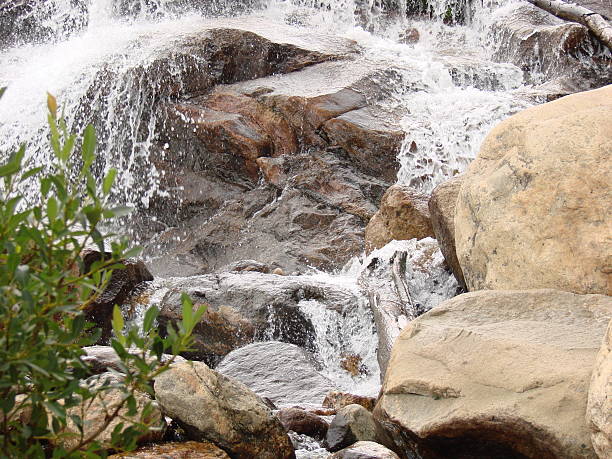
[154,361,295,459]
[81,250,153,343]
[340,354,367,377]
[428,175,466,290]
[322,107,403,183]
[109,441,229,458]
[375,289,612,459]
[455,86,612,295]
[399,28,420,44]
[323,392,377,412]
[278,407,329,439]
[586,320,612,459]
[365,185,434,252]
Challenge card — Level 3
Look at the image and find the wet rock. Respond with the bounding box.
[587,320,612,459]
[399,28,420,44]
[109,441,229,458]
[326,404,393,452]
[330,441,400,459]
[153,271,359,363]
[223,259,275,274]
[489,3,611,90]
[358,239,459,376]
[81,250,153,343]
[57,373,165,450]
[154,361,295,459]
[323,392,377,412]
[455,86,612,295]
[216,341,335,406]
[365,185,433,253]
[142,54,411,276]
[113,0,258,18]
[428,175,466,290]
[0,0,88,48]
[81,345,186,374]
[375,289,612,459]
[278,407,329,439]
[322,107,403,183]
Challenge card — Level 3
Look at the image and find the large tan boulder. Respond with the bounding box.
[455,86,612,295]
[154,361,295,459]
[587,320,612,458]
[374,289,612,459]
[365,185,434,252]
[428,175,466,290]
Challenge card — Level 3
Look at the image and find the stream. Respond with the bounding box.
[1,1,610,456]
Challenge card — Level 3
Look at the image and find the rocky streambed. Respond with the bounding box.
[1,0,611,458]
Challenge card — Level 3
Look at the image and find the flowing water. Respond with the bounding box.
[1,2,607,451]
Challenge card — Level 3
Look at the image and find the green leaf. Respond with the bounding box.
[20,166,43,183]
[103,168,117,195]
[0,86,6,100]
[122,246,143,259]
[112,305,125,339]
[180,293,193,330]
[81,124,97,168]
[0,145,26,177]
[46,196,58,221]
[142,306,159,334]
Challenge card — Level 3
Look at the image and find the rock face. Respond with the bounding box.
[365,185,433,253]
[375,289,612,459]
[154,361,295,459]
[326,404,393,452]
[109,441,230,458]
[59,373,165,450]
[278,408,329,439]
[330,441,400,459]
[428,176,466,290]
[137,40,407,276]
[0,0,88,47]
[587,320,612,459]
[216,341,335,406]
[455,86,612,295]
[151,272,359,365]
[489,3,611,91]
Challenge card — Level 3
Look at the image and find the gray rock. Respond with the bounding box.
[150,271,361,365]
[326,404,393,453]
[81,345,186,374]
[330,441,400,459]
[216,341,335,406]
[154,361,295,459]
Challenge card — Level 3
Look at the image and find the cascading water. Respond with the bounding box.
[1,2,609,453]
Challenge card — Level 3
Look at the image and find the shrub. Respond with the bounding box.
[0,90,205,458]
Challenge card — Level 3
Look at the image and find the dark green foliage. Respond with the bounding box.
[0,91,205,458]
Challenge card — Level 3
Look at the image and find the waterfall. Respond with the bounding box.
[1,0,609,410]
